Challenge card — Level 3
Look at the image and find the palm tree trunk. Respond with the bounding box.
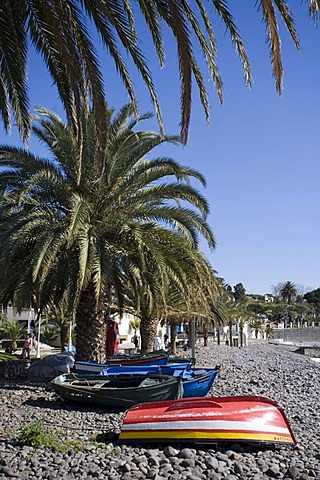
[140,316,158,353]
[60,323,69,352]
[187,320,192,347]
[217,329,221,345]
[169,321,177,355]
[239,322,244,347]
[203,326,208,347]
[75,280,106,362]
[229,320,233,347]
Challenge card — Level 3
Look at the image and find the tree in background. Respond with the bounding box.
[249,318,264,339]
[264,325,274,340]
[0,320,26,353]
[304,288,320,317]
[128,250,220,353]
[233,283,246,302]
[45,299,73,352]
[40,326,59,345]
[129,318,141,335]
[279,281,298,304]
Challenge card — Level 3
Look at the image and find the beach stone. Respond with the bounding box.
[266,464,281,477]
[216,453,229,463]
[180,458,195,468]
[146,449,161,457]
[205,457,219,469]
[148,457,160,468]
[146,468,159,479]
[163,446,179,457]
[178,448,196,459]
[225,450,237,460]
[233,461,243,475]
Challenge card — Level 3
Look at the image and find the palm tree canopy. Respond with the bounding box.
[1,1,318,144]
[279,281,298,304]
[0,104,215,318]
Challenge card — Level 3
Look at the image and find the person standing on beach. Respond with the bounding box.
[22,333,33,359]
[105,317,120,357]
[132,334,139,349]
[153,336,161,351]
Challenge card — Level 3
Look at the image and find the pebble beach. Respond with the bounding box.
[0,343,319,480]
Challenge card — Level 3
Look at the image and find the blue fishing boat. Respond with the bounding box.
[179,367,220,398]
[74,350,170,375]
[101,365,220,398]
[100,363,191,376]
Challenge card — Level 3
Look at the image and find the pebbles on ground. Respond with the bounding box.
[0,343,319,480]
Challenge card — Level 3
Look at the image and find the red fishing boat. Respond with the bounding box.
[120,395,296,445]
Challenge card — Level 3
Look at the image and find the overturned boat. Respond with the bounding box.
[51,372,183,409]
[120,395,296,445]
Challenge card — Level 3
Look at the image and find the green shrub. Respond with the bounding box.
[0,353,21,362]
[17,420,83,452]
[17,420,61,450]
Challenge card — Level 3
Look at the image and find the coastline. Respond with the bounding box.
[0,343,319,479]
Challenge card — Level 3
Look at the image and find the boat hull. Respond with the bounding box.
[100,363,191,376]
[120,396,296,445]
[101,363,220,398]
[51,373,183,409]
[181,369,219,398]
[101,366,219,398]
[74,351,169,374]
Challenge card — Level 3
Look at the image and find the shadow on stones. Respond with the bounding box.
[22,396,123,415]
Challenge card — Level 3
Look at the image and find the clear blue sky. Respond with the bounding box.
[1,4,319,295]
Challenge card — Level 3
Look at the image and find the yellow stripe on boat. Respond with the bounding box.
[119,430,294,443]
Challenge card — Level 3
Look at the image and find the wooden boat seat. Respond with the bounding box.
[139,378,159,387]
[92,382,109,388]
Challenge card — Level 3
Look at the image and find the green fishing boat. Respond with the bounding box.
[51,372,183,409]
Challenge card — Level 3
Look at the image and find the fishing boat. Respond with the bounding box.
[169,356,195,365]
[100,363,191,376]
[74,350,169,375]
[120,395,297,445]
[101,366,220,398]
[50,372,183,409]
[178,368,220,398]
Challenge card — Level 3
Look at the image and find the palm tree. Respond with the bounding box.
[45,300,74,352]
[264,325,274,340]
[0,320,26,353]
[129,318,141,335]
[0,104,214,361]
[279,281,298,328]
[279,281,298,304]
[1,1,314,144]
[249,318,264,339]
[127,247,220,353]
[40,326,59,344]
[213,290,249,347]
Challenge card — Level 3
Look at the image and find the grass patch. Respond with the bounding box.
[0,353,21,362]
[17,420,84,453]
